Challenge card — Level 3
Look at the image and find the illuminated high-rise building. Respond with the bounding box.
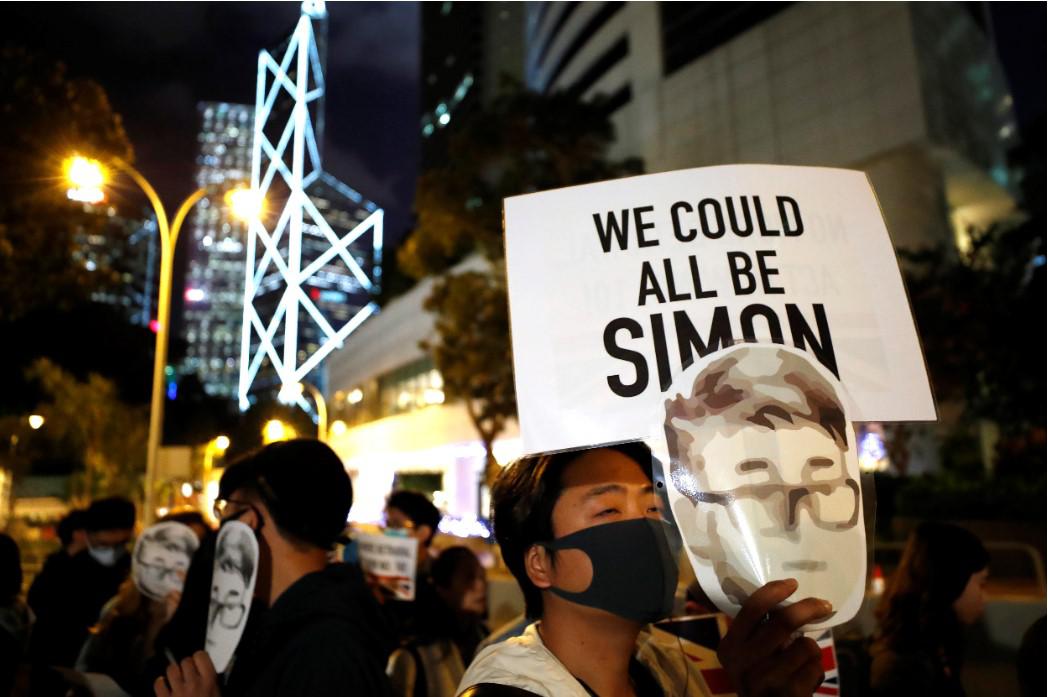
[182,102,254,397]
[71,203,158,327]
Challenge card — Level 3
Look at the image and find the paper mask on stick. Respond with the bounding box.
[132,521,199,601]
[658,343,865,630]
[206,521,259,673]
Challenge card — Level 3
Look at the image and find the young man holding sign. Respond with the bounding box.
[458,443,832,697]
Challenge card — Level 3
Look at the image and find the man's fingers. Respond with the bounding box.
[191,650,218,683]
[745,598,834,660]
[165,663,183,688]
[732,579,799,636]
[789,641,828,697]
[751,636,823,691]
[179,656,203,691]
[154,676,172,697]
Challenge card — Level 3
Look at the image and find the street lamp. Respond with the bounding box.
[65,153,261,524]
[262,419,295,444]
[278,381,328,441]
[202,434,230,476]
[27,415,45,430]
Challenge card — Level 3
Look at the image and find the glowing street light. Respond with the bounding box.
[263,419,295,444]
[27,415,45,430]
[226,187,265,223]
[180,482,193,498]
[202,434,230,476]
[64,156,107,204]
[329,420,347,438]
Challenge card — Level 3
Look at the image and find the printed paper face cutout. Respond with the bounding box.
[658,343,865,630]
[206,521,259,673]
[132,521,200,601]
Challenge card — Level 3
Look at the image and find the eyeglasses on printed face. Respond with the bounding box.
[209,595,246,630]
[684,478,860,531]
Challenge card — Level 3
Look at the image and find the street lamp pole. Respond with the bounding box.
[67,156,259,522]
[301,382,328,442]
[109,158,205,524]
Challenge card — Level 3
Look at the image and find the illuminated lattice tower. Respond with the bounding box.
[239,0,383,411]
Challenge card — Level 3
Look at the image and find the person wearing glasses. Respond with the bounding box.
[156,439,394,697]
[663,344,866,622]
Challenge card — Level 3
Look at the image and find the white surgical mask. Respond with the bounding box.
[88,542,125,567]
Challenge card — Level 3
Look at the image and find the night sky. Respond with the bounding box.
[1,1,421,246]
[0,2,1042,249]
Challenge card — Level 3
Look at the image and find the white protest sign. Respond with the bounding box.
[132,521,199,601]
[653,344,866,629]
[504,165,935,455]
[356,532,419,601]
[206,521,259,673]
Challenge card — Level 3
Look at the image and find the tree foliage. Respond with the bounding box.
[901,208,1044,476]
[26,358,147,502]
[0,45,133,322]
[400,87,641,477]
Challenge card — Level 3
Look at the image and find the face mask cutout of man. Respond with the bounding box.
[206,520,259,673]
[661,344,865,630]
[132,521,200,601]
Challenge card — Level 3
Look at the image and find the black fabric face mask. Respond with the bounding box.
[542,517,682,624]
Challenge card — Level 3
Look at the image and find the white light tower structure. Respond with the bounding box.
[239,0,383,412]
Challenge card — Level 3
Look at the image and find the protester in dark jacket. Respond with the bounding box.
[154,439,394,697]
[28,497,135,669]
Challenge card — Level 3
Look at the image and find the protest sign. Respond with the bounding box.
[356,532,419,601]
[504,165,935,456]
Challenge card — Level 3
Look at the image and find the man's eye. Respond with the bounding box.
[596,508,619,517]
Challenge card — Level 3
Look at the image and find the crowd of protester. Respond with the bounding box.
[0,438,1043,697]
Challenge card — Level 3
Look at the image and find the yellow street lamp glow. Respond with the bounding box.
[226,187,264,222]
[347,388,364,405]
[64,156,107,204]
[263,419,295,444]
[180,482,193,498]
[27,414,45,430]
[329,420,347,437]
[214,435,230,451]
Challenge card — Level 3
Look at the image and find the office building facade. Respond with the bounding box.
[181,102,254,398]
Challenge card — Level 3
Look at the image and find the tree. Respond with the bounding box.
[901,201,1044,476]
[0,45,134,322]
[400,86,641,480]
[26,358,147,502]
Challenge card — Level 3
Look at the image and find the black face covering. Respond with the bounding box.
[542,517,682,624]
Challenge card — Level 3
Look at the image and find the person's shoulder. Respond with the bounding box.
[457,624,582,697]
[869,645,935,691]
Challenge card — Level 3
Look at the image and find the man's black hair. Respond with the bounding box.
[386,490,442,547]
[85,497,136,532]
[57,509,87,546]
[219,439,352,550]
[491,441,653,619]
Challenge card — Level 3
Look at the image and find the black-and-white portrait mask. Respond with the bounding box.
[132,521,200,601]
[206,520,259,673]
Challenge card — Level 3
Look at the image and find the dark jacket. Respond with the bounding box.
[224,563,396,697]
[27,549,130,668]
[869,639,966,697]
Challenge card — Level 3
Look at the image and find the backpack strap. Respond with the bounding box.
[459,683,542,697]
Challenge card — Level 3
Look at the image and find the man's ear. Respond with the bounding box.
[524,544,553,590]
[416,524,434,547]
